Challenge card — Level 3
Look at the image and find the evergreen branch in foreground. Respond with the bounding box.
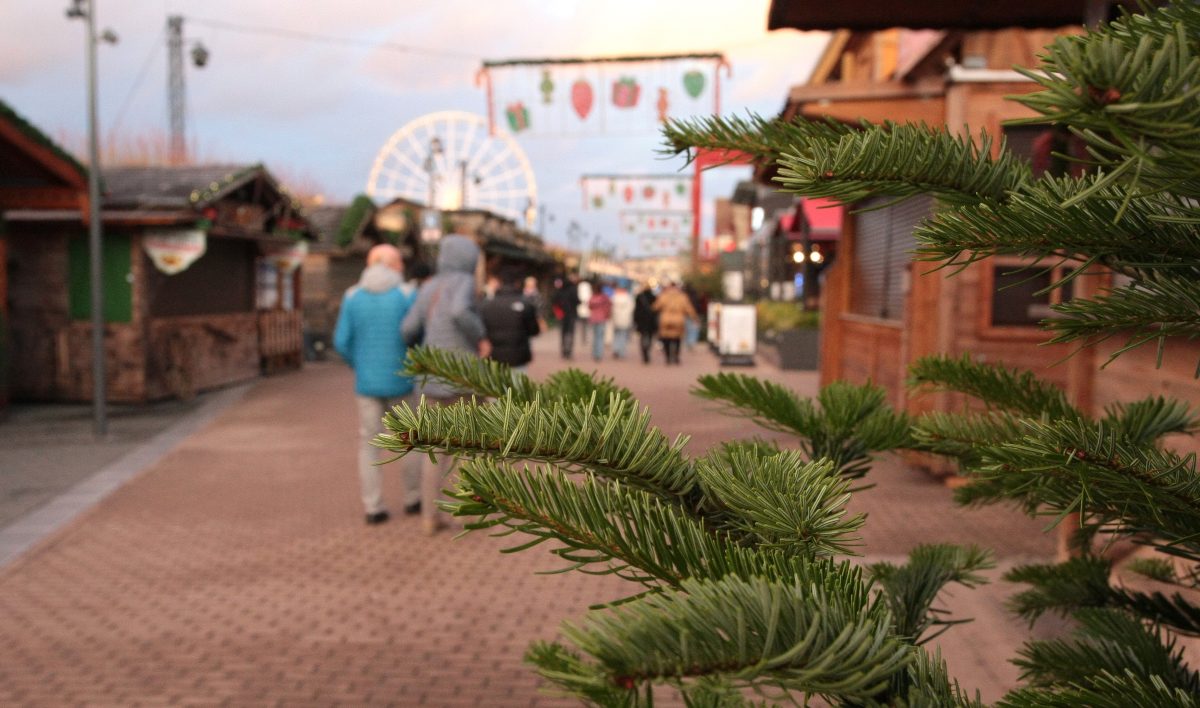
[973,419,1200,561]
[659,113,855,166]
[773,122,1031,207]
[1010,608,1200,695]
[378,392,696,498]
[554,576,908,701]
[912,175,1200,271]
[1006,556,1200,637]
[405,346,636,411]
[695,449,864,557]
[1102,395,1200,446]
[908,354,1081,420]
[405,345,539,400]
[867,544,995,646]
[1000,670,1200,708]
[693,375,911,480]
[445,460,866,593]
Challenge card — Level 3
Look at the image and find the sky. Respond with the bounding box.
[0,1,827,256]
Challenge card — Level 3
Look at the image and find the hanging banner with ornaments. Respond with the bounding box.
[262,239,309,274]
[478,53,729,137]
[619,210,693,236]
[144,228,207,275]
[637,234,692,255]
[581,174,692,211]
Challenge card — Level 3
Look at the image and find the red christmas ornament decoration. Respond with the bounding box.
[611,76,641,109]
[571,79,594,120]
[656,87,669,122]
[642,185,656,200]
[623,185,635,203]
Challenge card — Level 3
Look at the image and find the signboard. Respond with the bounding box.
[582,175,692,211]
[264,240,308,273]
[619,210,693,235]
[144,229,207,275]
[717,303,756,365]
[479,54,727,137]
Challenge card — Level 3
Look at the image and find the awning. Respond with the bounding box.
[779,198,843,241]
[802,198,842,240]
[767,0,1119,31]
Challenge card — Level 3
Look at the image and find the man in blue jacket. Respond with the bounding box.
[334,244,420,525]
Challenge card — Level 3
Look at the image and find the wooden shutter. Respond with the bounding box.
[851,195,932,319]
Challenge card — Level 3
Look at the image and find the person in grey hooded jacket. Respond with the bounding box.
[401,234,490,533]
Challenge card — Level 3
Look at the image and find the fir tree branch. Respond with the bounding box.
[692,375,911,480]
[1006,556,1200,637]
[1102,395,1200,446]
[973,419,1200,561]
[867,544,995,646]
[695,449,865,557]
[556,576,909,700]
[1010,608,1200,695]
[377,392,696,498]
[405,346,636,411]
[405,345,539,400]
[908,355,1080,420]
[1000,670,1200,708]
[444,460,866,593]
[773,122,1032,207]
[660,113,856,166]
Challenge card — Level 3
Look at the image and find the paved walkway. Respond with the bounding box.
[0,333,1057,706]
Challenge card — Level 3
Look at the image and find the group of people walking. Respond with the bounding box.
[552,276,701,365]
[333,236,544,534]
[334,238,709,532]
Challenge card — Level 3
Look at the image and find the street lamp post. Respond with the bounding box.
[67,0,115,438]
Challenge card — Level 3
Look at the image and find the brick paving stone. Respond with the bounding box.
[0,332,1059,706]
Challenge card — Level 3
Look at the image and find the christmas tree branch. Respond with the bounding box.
[867,544,996,646]
[377,392,696,498]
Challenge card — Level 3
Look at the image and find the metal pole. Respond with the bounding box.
[167,15,186,164]
[84,2,108,437]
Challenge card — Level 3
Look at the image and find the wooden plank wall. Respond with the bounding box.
[145,313,261,400]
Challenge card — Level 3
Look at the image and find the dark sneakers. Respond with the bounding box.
[365,510,390,525]
[403,501,421,516]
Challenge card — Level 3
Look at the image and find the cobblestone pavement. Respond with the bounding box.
[0,333,1057,706]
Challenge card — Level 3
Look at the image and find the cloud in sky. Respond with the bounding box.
[0,0,826,253]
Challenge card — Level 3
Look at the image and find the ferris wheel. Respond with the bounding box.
[365,111,538,227]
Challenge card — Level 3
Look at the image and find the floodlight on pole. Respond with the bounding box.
[167,15,208,165]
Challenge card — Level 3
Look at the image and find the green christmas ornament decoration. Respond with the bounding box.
[683,70,705,99]
[505,102,530,132]
[539,70,555,105]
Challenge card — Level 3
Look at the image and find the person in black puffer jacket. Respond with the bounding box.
[480,267,542,370]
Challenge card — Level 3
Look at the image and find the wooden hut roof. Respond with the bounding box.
[0,99,87,206]
[308,195,378,253]
[102,164,268,209]
[766,0,1125,30]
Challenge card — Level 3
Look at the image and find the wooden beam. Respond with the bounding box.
[0,120,87,191]
[787,79,944,104]
[799,96,946,126]
[0,186,84,210]
[808,30,852,85]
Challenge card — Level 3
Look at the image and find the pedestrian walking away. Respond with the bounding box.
[652,280,698,365]
[481,267,542,371]
[333,243,422,525]
[401,234,490,534]
[610,282,634,359]
[633,284,658,364]
[576,277,592,346]
[552,275,580,359]
[587,280,612,362]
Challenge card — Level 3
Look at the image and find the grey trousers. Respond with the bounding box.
[356,394,421,515]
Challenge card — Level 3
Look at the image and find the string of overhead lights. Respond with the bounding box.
[183,16,482,61]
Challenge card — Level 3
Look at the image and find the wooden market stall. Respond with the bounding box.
[1,122,313,403]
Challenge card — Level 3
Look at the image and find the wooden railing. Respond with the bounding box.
[257,309,303,372]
